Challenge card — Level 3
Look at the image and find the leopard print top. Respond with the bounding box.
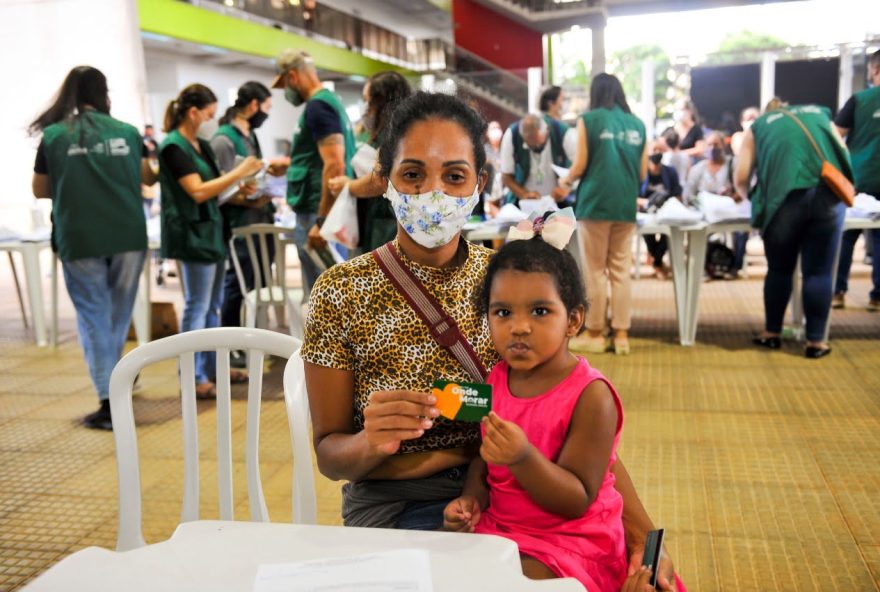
[301,239,500,454]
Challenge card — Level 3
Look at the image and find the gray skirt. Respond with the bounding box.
[341,465,467,528]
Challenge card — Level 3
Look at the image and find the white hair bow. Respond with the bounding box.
[506,207,577,250]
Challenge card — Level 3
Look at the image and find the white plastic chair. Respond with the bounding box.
[230,224,304,339]
[109,327,315,551]
[282,349,318,525]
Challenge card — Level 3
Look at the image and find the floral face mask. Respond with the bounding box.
[385,181,480,249]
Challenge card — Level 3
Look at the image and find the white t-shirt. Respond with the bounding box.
[500,125,577,197]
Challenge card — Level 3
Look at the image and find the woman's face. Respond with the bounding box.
[388,118,485,197]
[189,103,216,129]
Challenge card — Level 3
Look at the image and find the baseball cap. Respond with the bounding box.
[271,49,314,88]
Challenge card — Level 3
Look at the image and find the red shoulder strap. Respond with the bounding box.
[372,242,488,383]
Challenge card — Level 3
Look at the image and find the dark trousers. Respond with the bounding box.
[835,226,880,300]
[762,186,844,342]
[732,231,749,271]
[643,235,667,268]
[220,237,276,328]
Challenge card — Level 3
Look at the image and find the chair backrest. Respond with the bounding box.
[109,327,304,551]
[282,351,318,525]
[230,223,289,307]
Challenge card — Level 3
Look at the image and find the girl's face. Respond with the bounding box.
[388,118,486,197]
[487,269,583,373]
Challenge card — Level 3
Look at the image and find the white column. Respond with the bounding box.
[591,22,606,76]
[838,44,853,110]
[420,74,436,93]
[0,0,149,232]
[760,52,777,111]
[527,67,543,112]
[641,60,656,138]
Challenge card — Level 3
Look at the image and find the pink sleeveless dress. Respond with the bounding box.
[475,357,628,591]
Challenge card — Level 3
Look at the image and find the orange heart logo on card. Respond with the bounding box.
[432,383,463,420]
[431,380,492,422]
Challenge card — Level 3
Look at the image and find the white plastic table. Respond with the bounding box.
[22,520,585,592]
[0,239,54,347]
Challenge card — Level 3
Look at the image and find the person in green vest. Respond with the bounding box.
[270,49,355,299]
[500,112,575,206]
[30,66,156,430]
[327,71,412,252]
[833,49,880,312]
[561,73,647,356]
[734,98,853,359]
[159,84,264,398]
[210,81,277,353]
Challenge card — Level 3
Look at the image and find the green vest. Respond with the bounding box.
[575,107,646,222]
[503,116,570,205]
[159,130,226,263]
[750,105,854,231]
[41,112,146,261]
[213,123,274,230]
[286,88,356,213]
[846,87,880,195]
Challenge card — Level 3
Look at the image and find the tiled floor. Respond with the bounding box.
[1,250,879,591]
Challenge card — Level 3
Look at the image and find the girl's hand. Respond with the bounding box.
[627,546,675,591]
[442,496,481,532]
[620,566,655,592]
[328,175,351,197]
[362,390,440,456]
[480,411,532,466]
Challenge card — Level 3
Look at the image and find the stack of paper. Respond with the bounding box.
[847,193,880,220]
[519,196,559,217]
[492,203,528,224]
[697,191,751,224]
[655,197,703,225]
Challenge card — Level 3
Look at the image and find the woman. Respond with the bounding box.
[211,82,275,348]
[734,98,852,358]
[328,71,411,252]
[302,91,676,589]
[673,99,705,161]
[30,66,156,430]
[682,132,733,203]
[159,84,263,398]
[561,73,647,355]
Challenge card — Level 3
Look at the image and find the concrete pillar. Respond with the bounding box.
[591,22,606,77]
[760,52,777,111]
[838,44,853,109]
[420,74,436,92]
[0,0,149,232]
[641,60,656,138]
[527,67,543,112]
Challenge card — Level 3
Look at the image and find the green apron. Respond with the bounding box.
[213,123,275,229]
[286,88,356,213]
[750,105,853,231]
[575,107,646,222]
[159,130,226,263]
[846,87,880,195]
[41,111,146,261]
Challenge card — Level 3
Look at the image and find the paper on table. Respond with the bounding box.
[848,193,880,220]
[492,203,528,223]
[655,197,704,225]
[253,549,433,592]
[696,191,751,224]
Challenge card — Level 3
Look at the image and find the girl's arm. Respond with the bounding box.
[481,379,617,519]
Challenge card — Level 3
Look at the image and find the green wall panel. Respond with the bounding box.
[137,0,412,77]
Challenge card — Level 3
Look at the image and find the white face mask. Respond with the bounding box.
[385,181,480,249]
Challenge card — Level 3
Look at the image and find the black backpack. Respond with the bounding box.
[705,240,735,279]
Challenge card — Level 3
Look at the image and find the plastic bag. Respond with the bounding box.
[319,184,359,249]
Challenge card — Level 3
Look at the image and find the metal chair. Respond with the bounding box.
[230,224,304,339]
[109,327,314,551]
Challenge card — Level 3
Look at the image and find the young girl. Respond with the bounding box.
[443,210,628,591]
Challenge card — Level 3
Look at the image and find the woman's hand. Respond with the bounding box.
[235,156,264,178]
[362,390,440,456]
[480,411,532,466]
[627,546,675,591]
[328,175,351,197]
[442,495,481,532]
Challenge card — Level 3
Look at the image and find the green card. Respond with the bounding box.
[431,380,492,422]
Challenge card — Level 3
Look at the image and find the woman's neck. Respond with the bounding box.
[232,114,251,136]
[396,230,464,268]
[177,124,199,147]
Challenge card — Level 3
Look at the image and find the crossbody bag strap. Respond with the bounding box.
[780,109,825,161]
[372,242,488,383]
